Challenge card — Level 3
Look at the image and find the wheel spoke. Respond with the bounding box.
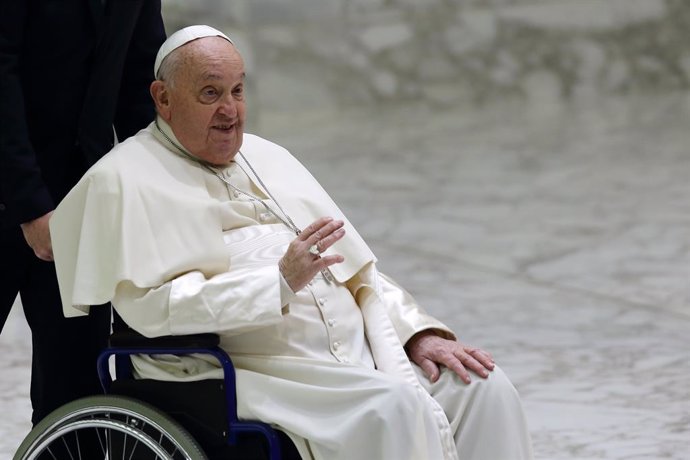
[121,420,127,460]
[16,396,207,459]
[95,426,107,455]
[45,446,58,460]
[60,436,76,460]
[127,438,140,460]
[75,431,82,460]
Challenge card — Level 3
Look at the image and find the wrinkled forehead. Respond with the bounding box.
[161,42,243,93]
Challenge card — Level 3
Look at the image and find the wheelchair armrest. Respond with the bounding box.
[97,330,235,407]
[98,328,241,437]
[98,328,288,459]
[109,328,220,349]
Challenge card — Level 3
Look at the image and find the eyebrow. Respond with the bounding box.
[199,71,246,82]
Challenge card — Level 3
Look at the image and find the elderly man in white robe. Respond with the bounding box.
[50,25,533,460]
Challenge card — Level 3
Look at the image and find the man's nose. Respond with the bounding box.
[217,95,238,117]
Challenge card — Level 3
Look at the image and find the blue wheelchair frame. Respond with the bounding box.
[96,333,284,459]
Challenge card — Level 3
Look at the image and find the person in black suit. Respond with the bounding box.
[0,0,166,425]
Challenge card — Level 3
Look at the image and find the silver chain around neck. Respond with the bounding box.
[154,120,301,235]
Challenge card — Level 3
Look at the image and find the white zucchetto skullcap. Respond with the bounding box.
[154,25,234,77]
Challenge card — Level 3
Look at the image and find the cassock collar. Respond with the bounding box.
[150,116,377,284]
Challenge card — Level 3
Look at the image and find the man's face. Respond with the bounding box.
[158,37,246,165]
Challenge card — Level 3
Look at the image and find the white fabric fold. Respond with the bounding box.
[50,120,376,317]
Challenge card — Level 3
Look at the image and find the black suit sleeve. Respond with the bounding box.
[0,0,55,225]
[113,0,166,141]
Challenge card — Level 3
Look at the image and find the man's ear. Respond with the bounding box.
[150,80,171,121]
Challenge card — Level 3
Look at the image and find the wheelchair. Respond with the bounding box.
[14,329,301,460]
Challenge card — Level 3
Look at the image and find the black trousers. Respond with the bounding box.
[0,223,111,425]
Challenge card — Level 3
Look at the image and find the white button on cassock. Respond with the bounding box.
[327,319,336,327]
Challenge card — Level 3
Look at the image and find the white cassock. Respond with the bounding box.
[50,118,533,460]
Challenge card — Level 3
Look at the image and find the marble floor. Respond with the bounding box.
[1,91,689,459]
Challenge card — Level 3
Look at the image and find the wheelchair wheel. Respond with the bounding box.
[14,395,208,460]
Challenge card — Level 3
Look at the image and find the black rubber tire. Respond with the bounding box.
[13,394,208,460]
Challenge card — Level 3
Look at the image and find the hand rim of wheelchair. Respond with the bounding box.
[14,394,208,460]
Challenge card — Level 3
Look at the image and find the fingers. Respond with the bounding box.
[298,217,336,242]
[418,358,441,383]
[20,211,54,262]
[301,217,345,255]
[316,254,345,270]
[314,225,345,254]
[34,247,54,262]
[445,347,496,384]
[280,217,346,292]
[406,333,497,385]
[422,342,494,385]
[468,347,495,371]
[443,355,473,384]
[457,352,487,381]
[28,240,53,261]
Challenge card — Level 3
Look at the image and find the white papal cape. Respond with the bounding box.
[50,121,462,459]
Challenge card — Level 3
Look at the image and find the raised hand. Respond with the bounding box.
[279,217,346,292]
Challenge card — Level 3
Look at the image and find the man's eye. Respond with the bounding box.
[201,88,218,102]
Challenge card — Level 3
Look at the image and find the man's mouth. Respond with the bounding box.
[212,123,235,131]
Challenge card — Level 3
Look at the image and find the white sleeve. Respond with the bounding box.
[279,271,299,309]
[377,272,456,346]
[113,264,285,338]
